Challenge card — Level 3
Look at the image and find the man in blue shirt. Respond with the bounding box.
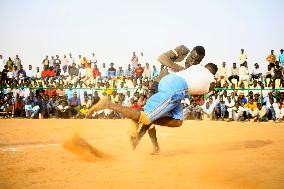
[278,49,284,68]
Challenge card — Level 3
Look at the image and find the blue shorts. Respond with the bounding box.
[144,74,188,122]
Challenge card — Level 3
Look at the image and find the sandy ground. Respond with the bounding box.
[0,119,284,189]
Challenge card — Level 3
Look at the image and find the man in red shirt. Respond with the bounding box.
[134,64,144,80]
[92,64,101,78]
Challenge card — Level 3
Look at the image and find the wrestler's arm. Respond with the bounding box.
[157,45,190,72]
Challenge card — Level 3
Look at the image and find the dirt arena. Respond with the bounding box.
[0,119,283,189]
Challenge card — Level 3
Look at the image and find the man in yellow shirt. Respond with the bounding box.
[244,98,259,121]
[266,50,277,68]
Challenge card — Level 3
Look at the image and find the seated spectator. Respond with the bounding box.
[68,63,79,86]
[116,67,124,77]
[216,62,228,81]
[47,96,57,116]
[55,96,72,119]
[201,98,215,120]
[41,66,50,82]
[214,95,226,120]
[3,92,14,118]
[14,94,25,117]
[243,98,259,121]
[24,94,40,118]
[26,65,35,80]
[81,95,92,109]
[125,64,132,78]
[68,92,81,115]
[228,62,239,83]
[249,80,261,93]
[275,98,284,122]
[17,65,26,81]
[129,98,142,109]
[273,61,283,80]
[251,63,262,81]
[76,105,89,119]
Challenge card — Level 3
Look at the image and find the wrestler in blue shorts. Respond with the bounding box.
[88,46,218,154]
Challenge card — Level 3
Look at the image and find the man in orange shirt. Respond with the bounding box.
[266,50,277,68]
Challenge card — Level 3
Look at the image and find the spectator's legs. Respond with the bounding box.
[269,108,276,120]
[31,106,40,118]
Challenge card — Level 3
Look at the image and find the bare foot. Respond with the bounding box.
[150,146,160,155]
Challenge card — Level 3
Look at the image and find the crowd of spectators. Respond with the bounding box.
[0,48,283,123]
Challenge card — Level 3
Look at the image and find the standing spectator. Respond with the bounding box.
[239,49,247,67]
[125,64,132,78]
[134,63,144,80]
[49,56,55,68]
[90,53,97,67]
[279,49,284,68]
[92,64,101,79]
[142,62,151,79]
[131,52,138,70]
[61,54,69,70]
[251,63,262,81]
[0,55,5,72]
[100,63,108,78]
[68,53,74,66]
[6,57,14,68]
[228,62,239,83]
[81,57,89,66]
[151,65,159,78]
[76,54,83,65]
[42,56,49,67]
[266,50,277,68]
[54,55,61,67]
[239,61,250,83]
[14,55,21,69]
[216,62,228,81]
[35,67,41,79]
[139,52,146,66]
[108,63,116,77]
[54,64,61,79]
